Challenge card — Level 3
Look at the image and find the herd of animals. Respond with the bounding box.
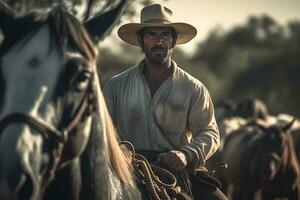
[208,98,300,200]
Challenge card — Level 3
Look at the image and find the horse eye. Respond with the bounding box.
[77,71,91,82]
[74,71,91,90]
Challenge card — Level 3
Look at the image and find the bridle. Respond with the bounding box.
[261,132,289,180]
[0,74,96,185]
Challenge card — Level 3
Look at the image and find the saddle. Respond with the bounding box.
[134,153,191,200]
[120,142,226,200]
[120,141,191,200]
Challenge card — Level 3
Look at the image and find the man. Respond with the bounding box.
[104,4,227,200]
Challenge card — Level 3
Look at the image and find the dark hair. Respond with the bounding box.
[137,27,177,38]
[136,27,177,49]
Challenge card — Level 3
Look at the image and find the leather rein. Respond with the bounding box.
[0,76,95,185]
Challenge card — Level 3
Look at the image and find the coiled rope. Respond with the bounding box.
[120,141,191,200]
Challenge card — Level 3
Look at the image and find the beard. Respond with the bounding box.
[144,46,171,64]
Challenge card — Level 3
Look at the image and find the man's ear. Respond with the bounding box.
[171,28,177,48]
[171,36,177,48]
[171,40,176,48]
[137,34,144,51]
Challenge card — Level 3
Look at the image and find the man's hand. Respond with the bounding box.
[156,150,188,171]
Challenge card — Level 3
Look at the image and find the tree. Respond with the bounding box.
[192,15,300,116]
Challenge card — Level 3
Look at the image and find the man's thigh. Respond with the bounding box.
[190,173,228,200]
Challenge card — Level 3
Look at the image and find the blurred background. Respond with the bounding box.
[2,0,300,117]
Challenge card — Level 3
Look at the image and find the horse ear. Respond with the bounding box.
[84,0,127,41]
[282,118,296,132]
[0,2,16,38]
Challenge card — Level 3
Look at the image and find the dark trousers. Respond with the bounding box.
[190,171,228,200]
[137,151,228,200]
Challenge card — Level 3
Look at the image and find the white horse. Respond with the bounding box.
[0,1,143,199]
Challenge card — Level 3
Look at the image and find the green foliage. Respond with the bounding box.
[98,42,144,85]
[192,15,300,117]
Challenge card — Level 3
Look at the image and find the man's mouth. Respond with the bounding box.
[151,48,166,53]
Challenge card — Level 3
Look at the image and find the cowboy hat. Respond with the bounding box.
[117,4,197,46]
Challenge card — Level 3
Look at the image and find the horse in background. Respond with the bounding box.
[215,98,269,122]
[208,98,269,191]
[0,1,144,199]
[222,119,300,200]
[214,98,270,151]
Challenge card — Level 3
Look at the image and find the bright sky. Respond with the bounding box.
[101,0,300,53]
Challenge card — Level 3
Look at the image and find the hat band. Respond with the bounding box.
[142,19,172,24]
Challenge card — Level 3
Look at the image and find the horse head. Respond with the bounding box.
[255,119,296,181]
[0,1,138,199]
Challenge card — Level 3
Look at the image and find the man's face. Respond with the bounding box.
[141,27,175,64]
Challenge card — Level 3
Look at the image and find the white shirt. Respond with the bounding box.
[104,60,220,166]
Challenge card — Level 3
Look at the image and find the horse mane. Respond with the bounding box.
[47,9,96,61]
[53,9,134,185]
[93,72,134,185]
[55,9,134,185]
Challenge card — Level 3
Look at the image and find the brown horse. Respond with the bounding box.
[222,120,300,200]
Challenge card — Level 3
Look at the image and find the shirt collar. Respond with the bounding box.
[137,59,179,77]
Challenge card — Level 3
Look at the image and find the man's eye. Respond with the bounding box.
[74,71,91,90]
[146,33,155,37]
[162,33,172,38]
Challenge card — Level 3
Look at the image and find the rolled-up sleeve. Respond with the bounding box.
[184,83,220,168]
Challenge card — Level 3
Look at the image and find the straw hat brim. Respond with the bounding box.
[117,22,197,46]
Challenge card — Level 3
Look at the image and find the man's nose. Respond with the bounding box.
[156,38,164,46]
